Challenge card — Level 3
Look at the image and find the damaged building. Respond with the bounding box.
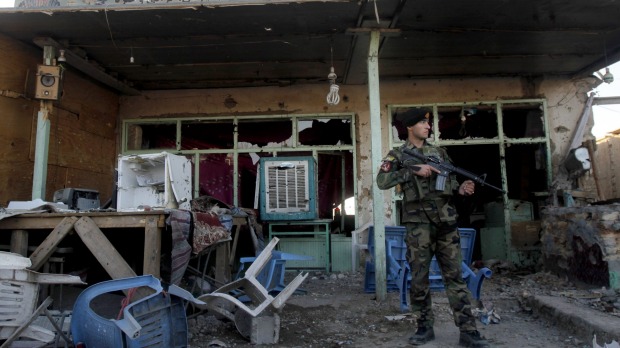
[0,1,620,335]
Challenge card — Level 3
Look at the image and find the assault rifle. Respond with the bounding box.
[402,148,505,193]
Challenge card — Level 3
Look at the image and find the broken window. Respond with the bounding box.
[122,114,357,234]
[238,118,292,148]
[436,104,499,140]
[298,118,352,146]
[126,123,176,151]
[181,120,234,149]
[388,100,550,224]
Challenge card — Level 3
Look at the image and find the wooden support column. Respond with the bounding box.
[10,230,29,256]
[229,217,245,265]
[29,216,78,271]
[143,215,162,278]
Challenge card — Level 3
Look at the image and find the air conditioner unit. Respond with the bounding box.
[259,156,317,221]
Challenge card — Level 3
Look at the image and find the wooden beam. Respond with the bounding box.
[32,37,141,96]
[73,216,137,280]
[0,213,166,230]
[29,216,78,271]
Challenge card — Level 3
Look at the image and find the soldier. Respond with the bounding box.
[376,107,490,347]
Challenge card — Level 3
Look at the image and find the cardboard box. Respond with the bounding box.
[511,220,541,248]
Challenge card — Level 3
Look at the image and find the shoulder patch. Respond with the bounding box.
[382,155,396,162]
[380,160,392,172]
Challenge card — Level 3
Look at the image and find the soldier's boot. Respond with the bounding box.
[459,330,490,347]
[408,326,435,346]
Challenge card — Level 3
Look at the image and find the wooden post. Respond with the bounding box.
[216,241,231,284]
[10,230,28,256]
[143,215,162,278]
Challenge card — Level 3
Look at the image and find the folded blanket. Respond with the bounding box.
[192,212,231,254]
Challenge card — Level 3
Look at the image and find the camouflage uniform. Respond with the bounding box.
[376,140,477,332]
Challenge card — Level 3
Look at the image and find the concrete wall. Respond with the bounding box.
[541,205,620,289]
[0,34,119,206]
[120,75,596,227]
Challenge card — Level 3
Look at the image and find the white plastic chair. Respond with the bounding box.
[0,251,84,347]
[196,237,308,345]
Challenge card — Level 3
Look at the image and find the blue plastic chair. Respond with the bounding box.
[364,226,492,312]
[428,229,493,301]
[385,239,410,311]
[235,250,313,296]
[71,275,204,348]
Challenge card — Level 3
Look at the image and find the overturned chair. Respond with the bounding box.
[196,237,308,345]
[0,251,84,348]
[70,275,204,348]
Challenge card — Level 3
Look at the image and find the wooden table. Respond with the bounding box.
[0,210,259,288]
[0,211,167,280]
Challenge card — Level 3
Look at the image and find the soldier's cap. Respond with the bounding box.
[399,107,431,127]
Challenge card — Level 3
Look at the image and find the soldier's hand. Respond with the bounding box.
[414,164,440,178]
[459,180,475,196]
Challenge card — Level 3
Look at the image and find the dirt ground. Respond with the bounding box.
[186,268,620,348]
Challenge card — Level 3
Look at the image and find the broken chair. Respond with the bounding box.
[70,274,205,348]
[0,251,84,348]
[195,237,308,345]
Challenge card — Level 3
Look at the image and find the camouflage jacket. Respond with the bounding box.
[376,141,460,223]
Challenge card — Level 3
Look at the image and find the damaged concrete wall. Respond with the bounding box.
[120,75,595,228]
[538,77,600,198]
[541,205,620,290]
[0,34,119,206]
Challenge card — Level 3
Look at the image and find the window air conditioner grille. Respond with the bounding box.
[259,156,316,221]
[266,161,309,213]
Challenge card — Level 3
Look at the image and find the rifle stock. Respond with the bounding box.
[402,148,506,194]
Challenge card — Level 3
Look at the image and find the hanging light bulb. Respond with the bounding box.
[58,49,66,62]
[602,67,614,84]
[597,42,614,84]
[596,67,614,84]
[326,67,340,105]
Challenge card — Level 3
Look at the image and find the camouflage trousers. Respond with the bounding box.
[405,222,477,331]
